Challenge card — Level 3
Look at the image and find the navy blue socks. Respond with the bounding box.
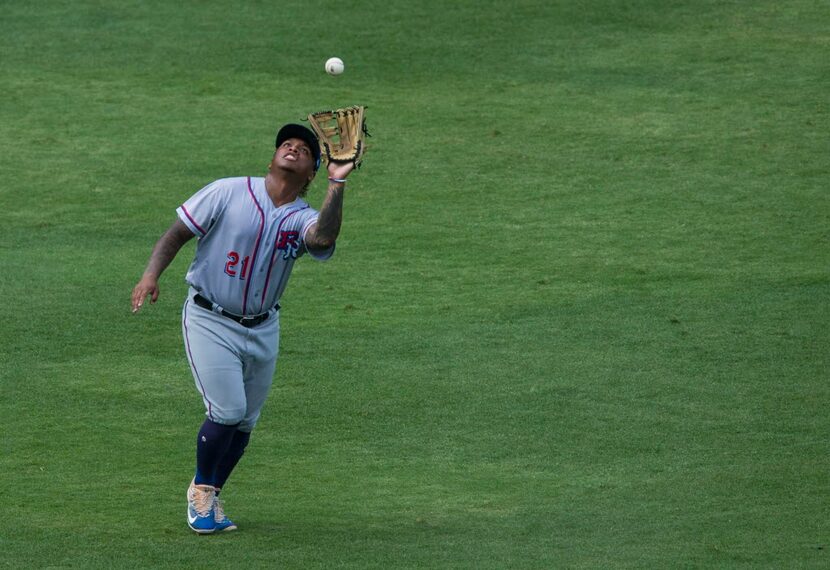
[193,419,253,492]
[214,429,251,492]
[194,419,238,486]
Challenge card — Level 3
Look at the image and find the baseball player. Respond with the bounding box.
[131,123,354,534]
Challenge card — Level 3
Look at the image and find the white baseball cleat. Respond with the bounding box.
[187,480,217,534]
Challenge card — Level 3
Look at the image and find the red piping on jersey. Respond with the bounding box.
[258,206,309,313]
[242,177,266,315]
[181,205,207,236]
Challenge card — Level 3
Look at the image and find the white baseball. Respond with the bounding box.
[325,57,344,76]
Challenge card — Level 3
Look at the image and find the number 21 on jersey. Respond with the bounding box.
[224,251,250,280]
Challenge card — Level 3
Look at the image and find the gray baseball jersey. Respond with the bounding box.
[176,176,333,315]
[177,175,333,430]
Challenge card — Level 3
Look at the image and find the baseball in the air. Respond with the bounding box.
[325,57,344,76]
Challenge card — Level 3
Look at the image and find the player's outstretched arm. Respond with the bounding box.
[131,219,195,313]
[305,161,355,251]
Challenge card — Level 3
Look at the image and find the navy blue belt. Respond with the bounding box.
[193,294,278,328]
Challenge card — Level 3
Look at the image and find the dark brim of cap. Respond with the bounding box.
[276,123,322,171]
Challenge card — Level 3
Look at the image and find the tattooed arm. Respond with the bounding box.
[131,219,195,312]
[305,161,355,251]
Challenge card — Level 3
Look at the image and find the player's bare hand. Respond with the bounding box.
[131,276,160,313]
[327,160,355,181]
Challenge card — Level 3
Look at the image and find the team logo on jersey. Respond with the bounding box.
[276,230,301,259]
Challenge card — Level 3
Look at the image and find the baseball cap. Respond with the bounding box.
[275,123,321,171]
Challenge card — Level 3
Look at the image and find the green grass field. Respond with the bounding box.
[1,0,828,567]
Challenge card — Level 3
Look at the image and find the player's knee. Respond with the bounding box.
[212,406,247,426]
[238,412,261,432]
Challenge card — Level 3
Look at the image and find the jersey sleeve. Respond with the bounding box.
[176,179,229,238]
[300,212,335,261]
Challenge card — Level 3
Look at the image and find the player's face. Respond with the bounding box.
[274,138,315,177]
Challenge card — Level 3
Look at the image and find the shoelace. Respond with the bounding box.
[190,485,215,517]
[214,498,228,522]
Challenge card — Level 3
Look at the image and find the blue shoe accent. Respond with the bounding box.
[214,498,237,532]
[187,481,217,534]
